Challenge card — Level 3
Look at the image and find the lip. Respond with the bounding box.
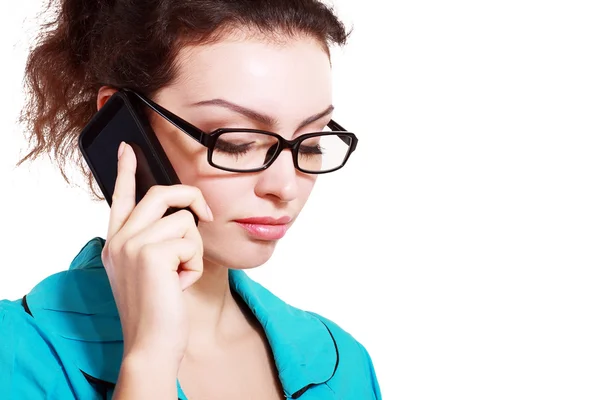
[234,216,292,240]
[234,216,292,225]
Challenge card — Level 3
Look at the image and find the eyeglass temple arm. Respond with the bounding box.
[123,88,207,144]
[124,89,353,150]
[327,120,353,146]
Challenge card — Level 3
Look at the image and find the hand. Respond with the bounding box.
[101,142,214,368]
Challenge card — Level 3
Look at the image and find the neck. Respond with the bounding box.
[183,259,249,346]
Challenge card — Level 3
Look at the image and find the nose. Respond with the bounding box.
[254,148,299,202]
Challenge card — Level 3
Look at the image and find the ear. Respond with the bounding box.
[97,86,119,111]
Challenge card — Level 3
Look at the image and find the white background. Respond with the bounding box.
[1,1,600,399]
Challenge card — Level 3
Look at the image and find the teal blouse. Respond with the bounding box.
[0,237,381,399]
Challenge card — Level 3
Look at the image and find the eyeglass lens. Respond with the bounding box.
[211,130,352,172]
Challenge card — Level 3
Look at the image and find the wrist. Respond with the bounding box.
[114,352,180,399]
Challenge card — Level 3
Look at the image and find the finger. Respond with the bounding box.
[128,210,201,248]
[177,228,204,291]
[139,238,204,289]
[121,184,213,237]
[178,224,204,290]
[107,142,137,241]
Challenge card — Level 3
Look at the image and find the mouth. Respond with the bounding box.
[233,216,292,240]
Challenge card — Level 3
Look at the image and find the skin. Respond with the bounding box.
[97,33,334,399]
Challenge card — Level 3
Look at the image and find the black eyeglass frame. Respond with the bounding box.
[122,88,358,174]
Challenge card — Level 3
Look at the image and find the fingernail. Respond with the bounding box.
[117,142,125,159]
[206,204,214,221]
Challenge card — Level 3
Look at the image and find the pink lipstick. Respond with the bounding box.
[234,216,291,240]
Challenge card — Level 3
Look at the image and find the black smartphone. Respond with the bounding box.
[78,90,198,224]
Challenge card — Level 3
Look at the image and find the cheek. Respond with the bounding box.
[195,176,254,216]
[153,127,235,215]
[152,121,202,176]
[298,175,317,201]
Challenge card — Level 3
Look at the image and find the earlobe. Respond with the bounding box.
[96,86,119,111]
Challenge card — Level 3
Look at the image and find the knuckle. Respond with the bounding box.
[193,239,204,256]
[146,184,165,198]
[137,244,156,266]
[105,238,121,258]
[100,246,110,265]
[179,209,196,225]
[180,184,202,199]
[170,210,196,234]
[192,186,204,199]
[102,238,124,268]
[121,239,139,259]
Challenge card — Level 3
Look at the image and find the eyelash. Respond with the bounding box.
[214,141,253,155]
[214,141,323,157]
[299,144,323,155]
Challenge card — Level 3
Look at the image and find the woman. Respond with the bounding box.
[0,0,381,399]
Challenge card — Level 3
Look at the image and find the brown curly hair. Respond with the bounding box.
[17,0,349,198]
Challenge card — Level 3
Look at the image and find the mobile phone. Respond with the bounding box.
[78,90,198,224]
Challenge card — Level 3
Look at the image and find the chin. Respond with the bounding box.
[204,238,279,270]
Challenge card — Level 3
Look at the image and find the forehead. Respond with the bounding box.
[170,35,333,120]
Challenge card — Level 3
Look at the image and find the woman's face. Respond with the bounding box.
[150,35,333,270]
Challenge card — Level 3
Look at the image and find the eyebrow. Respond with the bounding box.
[191,98,334,130]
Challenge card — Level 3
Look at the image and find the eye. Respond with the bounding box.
[299,144,323,155]
[298,136,324,156]
[214,139,255,155]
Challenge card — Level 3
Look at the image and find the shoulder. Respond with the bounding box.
[0,237,115,400]
[307,311,382,398]
[308,310,367,350]
[231,270,381,398]
[0,299,78,399]
[0,298,58,367]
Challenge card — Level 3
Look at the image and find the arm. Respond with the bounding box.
[113,352,179,399]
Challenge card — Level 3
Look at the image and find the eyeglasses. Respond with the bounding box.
[123,89,358,174]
